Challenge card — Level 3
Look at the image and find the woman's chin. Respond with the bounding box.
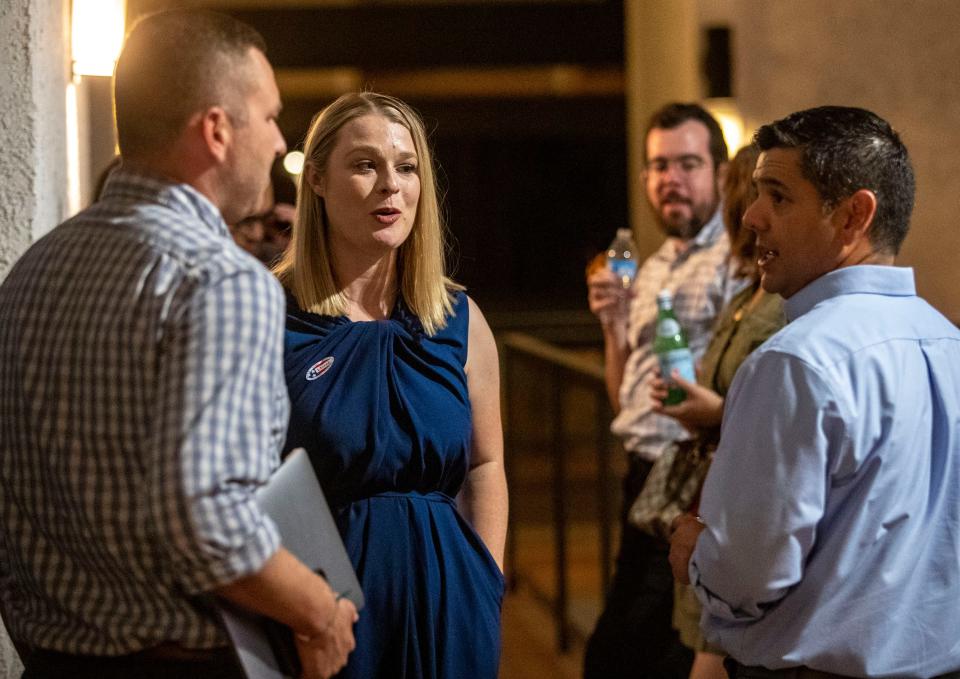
[371,225,412,250]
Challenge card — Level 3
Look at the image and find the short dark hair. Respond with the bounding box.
[115,9,266,158]
[644,102,729,170]
[754,106,915,255]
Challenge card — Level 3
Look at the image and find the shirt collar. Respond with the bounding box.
[784,265,916,322]
[690,206,726,249]
[99,165,230,239]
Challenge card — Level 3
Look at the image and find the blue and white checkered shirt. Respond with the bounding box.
[612,208,746,461]
[0,168,288,654]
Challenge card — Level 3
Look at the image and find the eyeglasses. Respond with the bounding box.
[644,155,709,176]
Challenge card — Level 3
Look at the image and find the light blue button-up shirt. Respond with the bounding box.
[691,266,960,678]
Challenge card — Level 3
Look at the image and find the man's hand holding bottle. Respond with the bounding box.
[587,262,632,331]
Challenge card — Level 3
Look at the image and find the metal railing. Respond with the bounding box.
[499,331,619,652]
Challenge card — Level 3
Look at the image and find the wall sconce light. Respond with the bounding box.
[71,0,126,79]
[703,97,750,153]
[702,26,753,153]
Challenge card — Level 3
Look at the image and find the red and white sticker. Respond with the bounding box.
[305,356,335,381]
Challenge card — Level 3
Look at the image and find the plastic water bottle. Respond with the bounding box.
[607,228,638,289]
[654,290,696,405]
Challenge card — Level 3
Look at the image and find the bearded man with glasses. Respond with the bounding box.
[585,102,746,679]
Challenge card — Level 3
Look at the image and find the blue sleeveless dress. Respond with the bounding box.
[283,290,504,679]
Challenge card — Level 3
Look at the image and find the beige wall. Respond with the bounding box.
[730,0,960,322]
[0,3,115,286]
[0,0,70,282]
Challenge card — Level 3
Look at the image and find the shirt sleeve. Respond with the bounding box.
[149,264,288,595]
[689,349,847,621]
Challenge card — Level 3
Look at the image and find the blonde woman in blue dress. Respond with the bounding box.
[274,92,507,678]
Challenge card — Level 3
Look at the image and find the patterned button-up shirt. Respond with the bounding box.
[0,168,288,654]
[612,208,745,461]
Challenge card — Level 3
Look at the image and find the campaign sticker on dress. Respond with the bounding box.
[305,357,335,381]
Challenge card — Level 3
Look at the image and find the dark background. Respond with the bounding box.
[232,0,628,315]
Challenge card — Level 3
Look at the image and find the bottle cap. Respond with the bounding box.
[656,289,673,303]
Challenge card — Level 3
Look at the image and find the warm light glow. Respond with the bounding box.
[283,151,305,176]
[66,83,82,216]
[72,0,126,77]
[703,98,751,154]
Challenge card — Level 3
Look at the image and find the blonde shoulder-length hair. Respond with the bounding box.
[273,91,462,336]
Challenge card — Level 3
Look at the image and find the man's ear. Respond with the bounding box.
[837,189,878,246]
[201,107,232,163]
[305,163,324,197]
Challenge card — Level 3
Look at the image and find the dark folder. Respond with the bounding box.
[216,448,363,679]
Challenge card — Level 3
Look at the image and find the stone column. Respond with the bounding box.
[623,0,700,260]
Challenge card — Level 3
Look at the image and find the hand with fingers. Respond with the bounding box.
[295,597,360,679]
[586,263,631,331]
[668,513,706,585]
[651,369,725,432]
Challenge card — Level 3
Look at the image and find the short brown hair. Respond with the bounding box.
[644,102,729,170]
[114,9,266,158]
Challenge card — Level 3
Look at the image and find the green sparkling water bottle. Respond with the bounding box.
[653,290,696,405]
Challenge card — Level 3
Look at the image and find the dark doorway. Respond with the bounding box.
[231,0,628,315]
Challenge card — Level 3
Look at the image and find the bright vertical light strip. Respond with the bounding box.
[72,0,126,77]
[718,114,745,154]
[703,98,747,153]
[66,82,82,216]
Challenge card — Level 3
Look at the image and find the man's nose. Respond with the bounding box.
[743,198,764,232]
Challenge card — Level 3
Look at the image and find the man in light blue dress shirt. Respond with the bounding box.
[669,106,960,678]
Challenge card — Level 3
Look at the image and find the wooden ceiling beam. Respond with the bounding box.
[276,65,623,99]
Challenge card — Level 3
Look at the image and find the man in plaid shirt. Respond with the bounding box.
[585,103,743,679]
[0,10,355,679]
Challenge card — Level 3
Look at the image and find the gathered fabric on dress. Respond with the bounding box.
[283,290,503,679]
